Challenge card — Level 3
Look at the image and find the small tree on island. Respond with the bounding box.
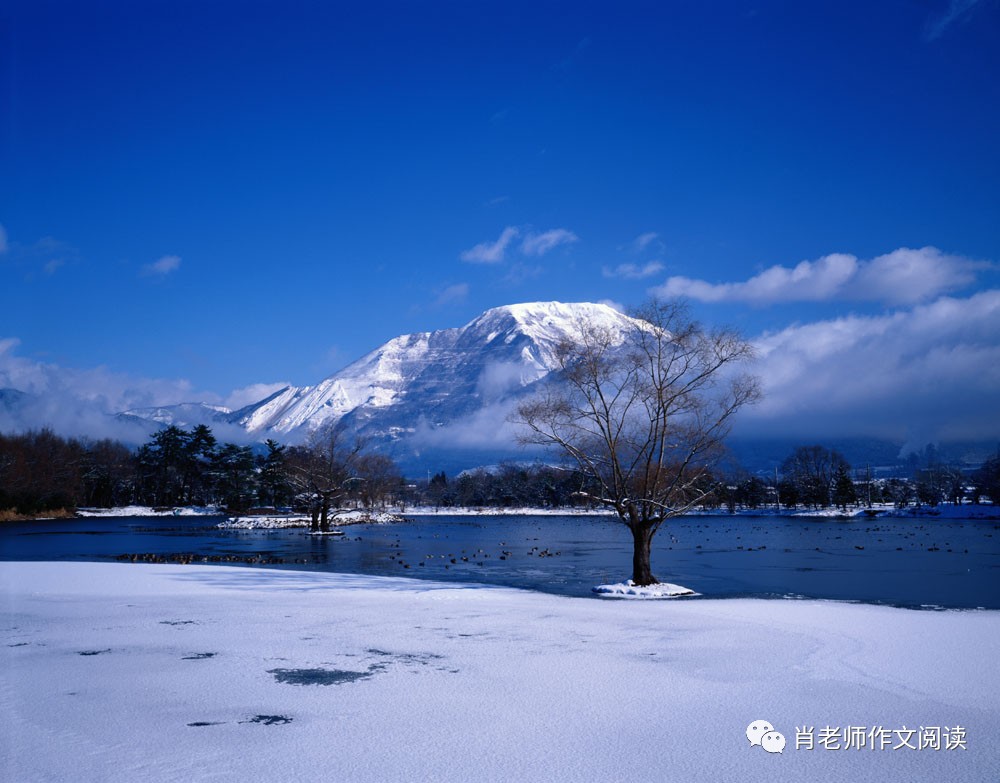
[515,299,760,587]
[286,425,366,531]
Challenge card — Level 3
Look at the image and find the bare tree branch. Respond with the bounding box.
[514,298,760,585]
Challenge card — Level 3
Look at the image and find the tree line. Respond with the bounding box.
[716,444,1000,512]
[1,428,998,520]
[0,425,404,521]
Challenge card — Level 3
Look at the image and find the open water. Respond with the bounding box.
[2,512,998,608]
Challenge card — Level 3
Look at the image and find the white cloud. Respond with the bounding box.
[433,282,470,307]
[460,227,518,264]
[411,397,526,451]
[924,0,984,41]
[853,247,982,304]
[738,289,1000,443]
[141,254,181,277]
[461,226,579,264]
[0,224,7,254]
[652,247,986,305]
[520,228,579,257]
[602,261,664,280]
[625,231,665,254]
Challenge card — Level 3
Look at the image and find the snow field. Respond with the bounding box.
[1,562,998,782]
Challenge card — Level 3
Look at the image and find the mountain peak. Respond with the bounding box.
[475,300,624,327]
[122,301,641,465]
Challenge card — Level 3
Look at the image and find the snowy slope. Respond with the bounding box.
[123,302,640,454]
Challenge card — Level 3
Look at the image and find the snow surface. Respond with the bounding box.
[2,562,997,782]
[77,505,221,517]
[686,503,1000,520]
[403,505,615,517]
[220,510,404,529]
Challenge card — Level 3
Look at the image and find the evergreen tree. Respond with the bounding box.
[257,439,291,507]
[212,443,257,511]
[832,463,857,511]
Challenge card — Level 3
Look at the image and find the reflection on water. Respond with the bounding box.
[1,513,998,608]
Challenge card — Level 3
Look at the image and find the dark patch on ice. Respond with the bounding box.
[7,642,29,647]
[160,620,197,626]
[182,652,216,660]
[269,666,382,686]
[187,721,224,727]
[241,714,293,725]
[366,648,443,664]
[78,649,111,656]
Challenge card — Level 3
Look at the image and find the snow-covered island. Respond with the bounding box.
[218,509,405,529]
[2,562,997,782]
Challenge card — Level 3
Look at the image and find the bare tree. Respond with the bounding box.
[516,300,760,586]
[286,425,365,531]
[780,445,850,509]
[354,453,402,510]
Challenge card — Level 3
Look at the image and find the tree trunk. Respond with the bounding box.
[630,523,658,586]
[310,508,319,532]
[320,502,330,532]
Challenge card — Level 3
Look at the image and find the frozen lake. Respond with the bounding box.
[2,512,998,608]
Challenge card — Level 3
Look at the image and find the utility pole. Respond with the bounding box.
[866,463,872,508]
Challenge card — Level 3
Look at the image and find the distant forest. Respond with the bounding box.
[1,426,998,519]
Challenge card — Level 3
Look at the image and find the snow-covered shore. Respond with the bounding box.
[2,562,997,782]
[75,502,1000,522]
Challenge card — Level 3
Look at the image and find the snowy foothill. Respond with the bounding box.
[2,562,998,782]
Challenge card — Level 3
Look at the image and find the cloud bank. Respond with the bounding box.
[0,339,283,443]
[653,247,987,305]
[739,289,1000,445]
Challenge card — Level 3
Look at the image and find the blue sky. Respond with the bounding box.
[1,0,998,445]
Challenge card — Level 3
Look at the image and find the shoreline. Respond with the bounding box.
[59,501,1000,523]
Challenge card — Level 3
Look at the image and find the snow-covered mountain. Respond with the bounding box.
[121,302,639,467]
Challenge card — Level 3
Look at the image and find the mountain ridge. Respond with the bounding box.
[120,301,640,464]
